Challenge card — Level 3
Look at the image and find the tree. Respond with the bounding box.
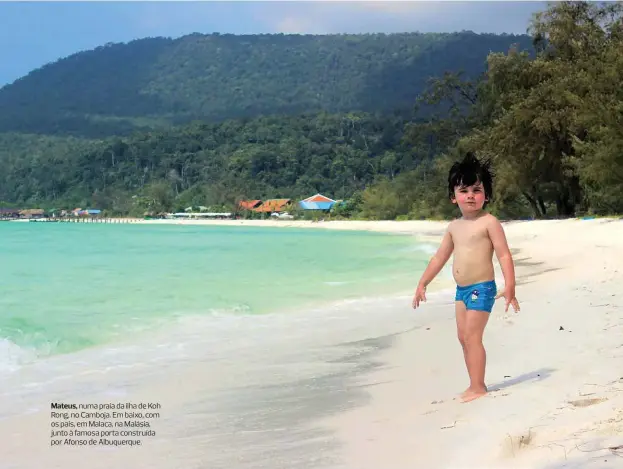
[455,1,622,217]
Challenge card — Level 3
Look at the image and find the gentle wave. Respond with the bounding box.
[0,303,256,374]
[0,286,460,379]
[0,338,38,373]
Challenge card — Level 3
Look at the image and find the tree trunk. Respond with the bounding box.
[522,191,543,218]
[537,196,547,216]
[555,185,576,217]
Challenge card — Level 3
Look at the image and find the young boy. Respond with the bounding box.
[412,152,520,403]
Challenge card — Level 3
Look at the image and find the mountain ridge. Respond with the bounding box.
[0,31,533,137]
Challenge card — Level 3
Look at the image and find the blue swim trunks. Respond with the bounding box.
[455,280,497,313]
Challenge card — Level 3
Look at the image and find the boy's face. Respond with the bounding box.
[452,182,486,214]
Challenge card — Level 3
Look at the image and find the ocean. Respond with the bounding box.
[1,222,433,370]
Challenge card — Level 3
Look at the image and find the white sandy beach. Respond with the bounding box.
[317,218,623,469]
[2,217,622,469]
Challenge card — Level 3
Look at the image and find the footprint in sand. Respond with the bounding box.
[568,397,608,408]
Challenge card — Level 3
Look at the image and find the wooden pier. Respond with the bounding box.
[27,217,144,224]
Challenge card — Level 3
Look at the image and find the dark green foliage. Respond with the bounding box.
[0,32,532,137]
[0,113,417,213]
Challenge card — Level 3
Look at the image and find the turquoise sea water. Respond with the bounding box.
[0,222,431,361]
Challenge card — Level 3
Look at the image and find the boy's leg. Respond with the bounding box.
[455,301,469,395]
[461,309,490,403]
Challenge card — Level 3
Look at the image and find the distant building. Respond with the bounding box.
[298,194,336,211]
[0,208,20,219]
[19,209,45,219]
[238,200,262,211]
[73,208,101,216]
[184,206,209,212]
[255,199,291,213]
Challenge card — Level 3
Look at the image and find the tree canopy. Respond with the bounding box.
[367,1,623,219]
[0,112,417,214]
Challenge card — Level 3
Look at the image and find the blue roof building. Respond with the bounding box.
[298,194,337,211]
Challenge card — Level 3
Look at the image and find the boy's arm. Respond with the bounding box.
[487,217,516,291]
[417,227,454,289]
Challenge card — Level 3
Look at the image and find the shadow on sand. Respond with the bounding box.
[488,367,556,392]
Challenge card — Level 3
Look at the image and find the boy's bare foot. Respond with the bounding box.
[461,388,488,403]
[460,387,471,399]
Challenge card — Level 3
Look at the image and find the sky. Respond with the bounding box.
[0,1,548,87]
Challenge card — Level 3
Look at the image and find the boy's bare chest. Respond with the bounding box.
[451,223,491,249]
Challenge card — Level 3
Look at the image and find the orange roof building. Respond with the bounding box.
[302,193,336,203]
[238,200,262,210]
[254,199,291,213]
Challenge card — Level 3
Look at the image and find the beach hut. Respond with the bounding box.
[19,208,45,219]
[238,200,262,211]
[298,194,336,211]
[254,199,291,213]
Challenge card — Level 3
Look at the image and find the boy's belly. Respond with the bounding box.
[452,254,495,287]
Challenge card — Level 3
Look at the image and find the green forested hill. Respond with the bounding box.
[0,32,532,137]
[0,112,416,212]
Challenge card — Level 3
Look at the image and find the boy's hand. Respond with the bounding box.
[495,285,520,312]
[412,284,426,309]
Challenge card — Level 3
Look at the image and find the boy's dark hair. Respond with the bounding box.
[448,152,494,203]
